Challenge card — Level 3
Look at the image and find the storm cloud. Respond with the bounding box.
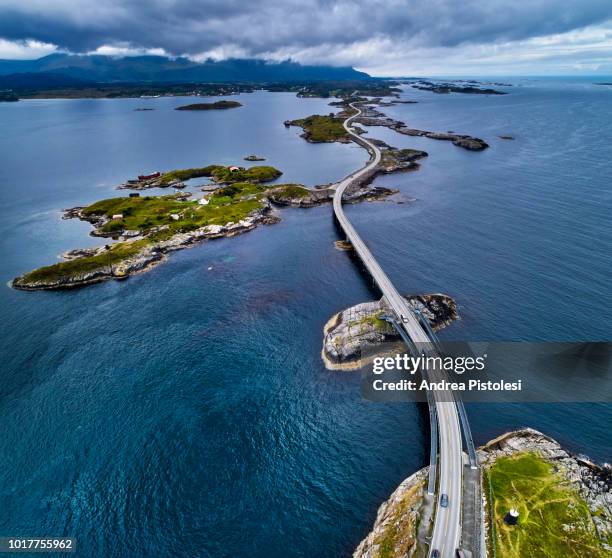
[1,0,611,74]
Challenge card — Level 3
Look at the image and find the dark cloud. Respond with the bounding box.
[0,0,611,63]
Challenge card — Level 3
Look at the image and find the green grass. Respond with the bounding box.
[211,165,282,184]
[346,311,392,338]
[486,452,608,558]
[289,114,349,142]
[156,164,281,185]
[19,182,277,284]
[158,165,223,184]
[83,182,277,235]
[269,184,312,199]
[19,239,151,283]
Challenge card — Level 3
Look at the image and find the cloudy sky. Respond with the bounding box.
[0,0,611,75]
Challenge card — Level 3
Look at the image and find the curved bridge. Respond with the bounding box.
[333,103,478,558]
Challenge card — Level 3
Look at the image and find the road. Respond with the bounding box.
[333,103,464,558]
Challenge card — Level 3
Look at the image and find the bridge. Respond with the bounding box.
[333,103,480,558]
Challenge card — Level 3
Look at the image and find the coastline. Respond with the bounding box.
[11,98,436,291]
[354,428,612,558]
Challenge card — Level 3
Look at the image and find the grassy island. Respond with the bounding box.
[156,165,281,186]
[175,100,242,110]
[13,180,326,289]
[486,452,609,557]
[86,186,271,236]
[288,114,350,142]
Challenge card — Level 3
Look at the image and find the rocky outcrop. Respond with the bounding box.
[357,112,489,151]
[479,428,612,546]
[60,246,106,261]
[355,100,489,151]
[322,294,457,370]
[353,468,428,558]
[267,183,399,208]
[355,429,610,557]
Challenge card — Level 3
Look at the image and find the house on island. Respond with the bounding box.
[112,214,123,220]
[198,198,209,205]
[228,166,241,172]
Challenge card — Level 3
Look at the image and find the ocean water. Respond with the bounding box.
[0,82,610,557]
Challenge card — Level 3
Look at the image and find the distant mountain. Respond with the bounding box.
[0,72,92,89]
[0,54,370,83]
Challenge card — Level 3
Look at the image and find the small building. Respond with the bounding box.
[170,214,180,221]
[228,166,241,172]
[112,214,124,220]
[504,509,519,525]
[198,198,209,205]
[129,193,140,198]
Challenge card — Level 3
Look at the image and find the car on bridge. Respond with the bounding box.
[440,493,449,508]
[430,550,440,558]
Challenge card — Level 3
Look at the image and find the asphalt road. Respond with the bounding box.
[333,103,463,558]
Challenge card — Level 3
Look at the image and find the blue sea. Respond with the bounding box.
[0,79,610,557]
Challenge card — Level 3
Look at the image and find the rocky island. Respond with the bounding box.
[175,100,242,110]
[12,171,397,290]
[293,100,489,151]
[354,429,611,558]
[322,294,457,370]
[411,80,507,95]
[285,113,351,143]
[355,102,489,151]
[119,164,282,190]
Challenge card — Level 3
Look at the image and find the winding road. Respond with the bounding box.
[333,103,464,558]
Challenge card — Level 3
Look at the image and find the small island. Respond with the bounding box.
[354,429,611,558]
[355,101,489,150]
[175,100,242,110]
[285,114,351,143]
[411,80,507,95]
[119,164,282,189]
[322,294,457,370]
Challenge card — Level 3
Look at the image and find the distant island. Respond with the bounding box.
[411,80,507,95]
[175,100,242,110]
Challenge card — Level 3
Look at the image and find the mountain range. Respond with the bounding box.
[0,53,370,84]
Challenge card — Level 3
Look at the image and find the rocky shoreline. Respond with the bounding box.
[12,206,279,290]
[354,429,611,558]
[356,103,489,151]
[322,294,457,370]
[479,428,612,551]
[14,96,486,291]
[13,178,398,290]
